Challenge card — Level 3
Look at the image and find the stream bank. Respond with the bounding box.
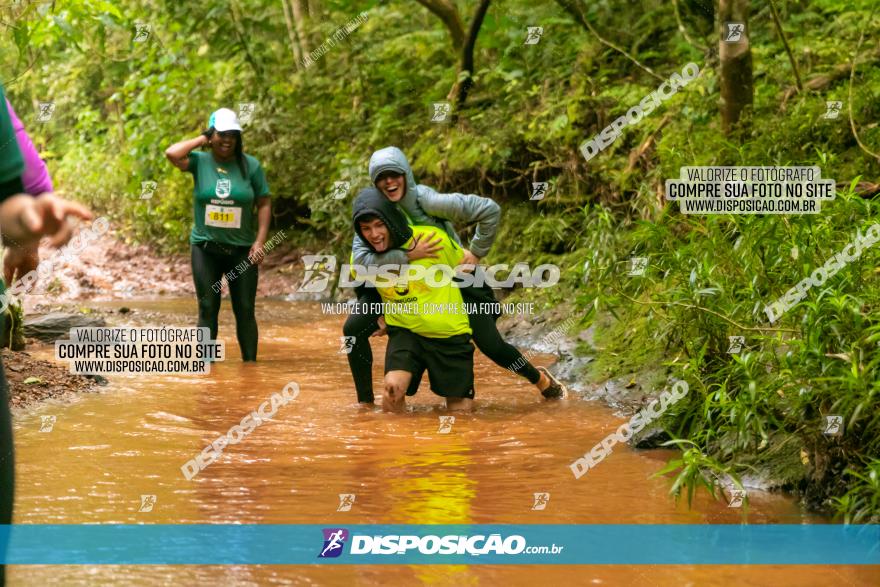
[3,228,306,408]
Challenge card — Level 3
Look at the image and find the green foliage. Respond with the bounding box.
[580,183,880,518]
[654,443,745,509]
[832,460,880,524]
[1,301,25,351]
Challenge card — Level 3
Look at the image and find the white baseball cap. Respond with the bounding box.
[208,108,243,132]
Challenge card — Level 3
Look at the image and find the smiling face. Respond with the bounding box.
[375,171,406,202]
[211,130,238,162]
[358,217,391,252]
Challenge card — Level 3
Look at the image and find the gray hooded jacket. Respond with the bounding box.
[351,146,501,265]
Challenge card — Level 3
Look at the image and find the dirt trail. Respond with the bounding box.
[22,230,303,311]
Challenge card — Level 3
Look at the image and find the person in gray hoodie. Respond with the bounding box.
[344,146,567,403]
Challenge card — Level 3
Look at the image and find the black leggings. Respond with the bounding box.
[191,243,259,361]
[344,285,541,403]
[0,361,12,586]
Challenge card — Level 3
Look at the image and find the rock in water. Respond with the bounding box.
[83,373,109,385]
[23,312,107,343]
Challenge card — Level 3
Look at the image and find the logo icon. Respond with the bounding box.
[339,336,356,354]
[628,257,648,276]
[823,415,843,436]
[337,494,356,512]
[39,415,56,432]
[318,528,349,558]
[37,102,55,122]
[138,494,157,512]
[133,22,151,43]
[140,181,157,200]
[727,336,745,354]
[431,102,451,123]
[438,415,455,434]
[723,22,745,43]
[331,181,350,200]
[215,178,231,199]
[727,489,746,508]
[530,182,548,201]
[822,101,842,120]
[298,255,337,293]
[524,26,544,45]
[238,102,255,125]
[531,492,550,510]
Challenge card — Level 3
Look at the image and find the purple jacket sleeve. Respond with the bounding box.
[5,98,53,195]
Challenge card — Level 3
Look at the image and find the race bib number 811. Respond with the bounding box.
[205,205,242,229]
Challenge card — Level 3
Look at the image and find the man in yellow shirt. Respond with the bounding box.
[352,187,475,412]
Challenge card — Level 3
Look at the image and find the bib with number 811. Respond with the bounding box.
[205,205,242,229]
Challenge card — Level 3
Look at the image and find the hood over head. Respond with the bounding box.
[352,187,413,253]
[368,146,418,202]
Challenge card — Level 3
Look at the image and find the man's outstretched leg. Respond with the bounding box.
[445,397,473,412]
[422,333,476,410]
[383,369,411,412]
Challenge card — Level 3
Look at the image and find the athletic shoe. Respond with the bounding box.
[538,366,568,399]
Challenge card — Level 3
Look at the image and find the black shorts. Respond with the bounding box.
[385,326,475,399]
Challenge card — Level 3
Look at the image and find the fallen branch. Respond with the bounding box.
[780,47,880,107]
[768,0,802,93]
[625,113,673,173]
[556,0,664,82]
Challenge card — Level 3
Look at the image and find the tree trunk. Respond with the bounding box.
[291,0,311,55]
[718,0,753,134]
[415,0,465,51]
[280,0,303,71]
[451,0,491,109]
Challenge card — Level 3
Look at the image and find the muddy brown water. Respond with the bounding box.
[8,300,878,585]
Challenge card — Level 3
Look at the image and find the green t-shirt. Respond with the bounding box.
[187,150,270,247]
[357,225,471,339]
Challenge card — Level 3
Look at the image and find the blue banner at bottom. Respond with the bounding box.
[0,524,877,565]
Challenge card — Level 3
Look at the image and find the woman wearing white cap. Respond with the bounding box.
[165,108,271,361]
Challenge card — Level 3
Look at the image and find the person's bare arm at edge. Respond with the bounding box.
[0,193,92,248]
